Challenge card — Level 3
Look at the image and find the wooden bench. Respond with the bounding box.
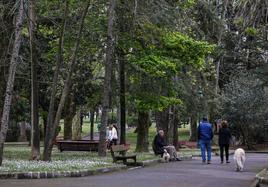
[57,140,99,152]
[111,144,137,165]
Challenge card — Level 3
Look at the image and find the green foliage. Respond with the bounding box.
[132,30,214,77]
[177,0,197,9]
[245,27,258,36]
[129,27,214,113]
[135,94,182,111]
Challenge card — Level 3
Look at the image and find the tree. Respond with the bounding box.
[129,28,213,150]
[43,0,68,160]
[28,0,40,160]
[43,1,90,161]
[0,0,25,165]
[98,0,116,156]
[221,72,268,149]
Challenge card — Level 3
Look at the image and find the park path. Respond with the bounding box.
[0,153,267,187]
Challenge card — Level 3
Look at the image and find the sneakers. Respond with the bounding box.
[226,161,230,163]
[207,161,211,164]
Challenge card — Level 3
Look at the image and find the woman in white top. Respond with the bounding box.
[107,124,118,149]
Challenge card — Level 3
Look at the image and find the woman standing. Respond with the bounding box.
[219,120,232,164]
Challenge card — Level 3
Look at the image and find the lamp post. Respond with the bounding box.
[197,89,203,123]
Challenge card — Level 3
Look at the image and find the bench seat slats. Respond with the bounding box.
[111,145,137,164]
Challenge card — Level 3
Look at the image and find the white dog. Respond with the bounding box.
[162,149,170,163]
[233,148,246,172]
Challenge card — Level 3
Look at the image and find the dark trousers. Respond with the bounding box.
[108,139,117,149]
[219,144,229,162]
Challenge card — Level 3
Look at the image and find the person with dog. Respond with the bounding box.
[198,117,213,164]
[152,129,181,161]
[218,120,232,164]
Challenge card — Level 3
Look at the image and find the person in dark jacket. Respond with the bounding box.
[153,130,167,155]
[218,120,231,164]
[153,130,181,161]
[198,117,213,164]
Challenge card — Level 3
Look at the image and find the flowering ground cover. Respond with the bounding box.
[0,159,112,173]
[0,145,158,173]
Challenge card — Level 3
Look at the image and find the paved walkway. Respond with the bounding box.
[0,153,267,187]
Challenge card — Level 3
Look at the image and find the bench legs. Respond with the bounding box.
[115,157,136,165]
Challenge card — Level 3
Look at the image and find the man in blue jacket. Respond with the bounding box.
[198,117,213,164]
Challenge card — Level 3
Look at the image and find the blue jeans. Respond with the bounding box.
[199,140,212,162]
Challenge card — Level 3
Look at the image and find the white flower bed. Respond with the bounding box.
[0,159,111,173]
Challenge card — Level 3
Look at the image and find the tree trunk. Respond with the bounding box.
[0,0,25,166]
[43,0,68,160]
[18,121,27,142]
[98,0,116,157]
[29,0,40,160]
[63,94,75,140]
[95,108,99,123]
[155,109,169,143]
[119,50,126,145]
[136,111,149,152]
[42,114,47,141]
[80,112,83,133]
[43,1,89,161]
[173,108,179,150]
[189,116,198,141]
[90,110,94,140]
[72,109,82,140]
[167,106,175,145]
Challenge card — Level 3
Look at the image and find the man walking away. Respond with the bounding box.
[198,117,213,164]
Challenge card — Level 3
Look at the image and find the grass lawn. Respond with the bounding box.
[58,117,95,137]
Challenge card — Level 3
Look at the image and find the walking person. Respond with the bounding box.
[107,124,118,149]
[219,120,231,164]
[198,117,213,164]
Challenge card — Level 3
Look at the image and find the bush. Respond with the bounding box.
[221,72,268,149]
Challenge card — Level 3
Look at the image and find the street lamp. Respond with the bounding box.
[197,89,203,124]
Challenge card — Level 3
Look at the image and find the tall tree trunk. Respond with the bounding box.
[72,108,82,140]
[90,110,94,140]
[0,1,14,115]
[43,116,47,141]
[29,0,40,160]
[136,111,149,152]
[43,0,68,160]
[43,1,89,161]
[189,115,198,141]
[119,50,126,145]
[63,94,75,140]
[80,111,83,133]
[98,0,116,156]
[155,109,169,143]
[0,0,24,166]
[167,106,175,145]
[18,121,27,142]
[173,108,179,150]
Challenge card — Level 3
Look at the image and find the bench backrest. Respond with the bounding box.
[111,145,129,152]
